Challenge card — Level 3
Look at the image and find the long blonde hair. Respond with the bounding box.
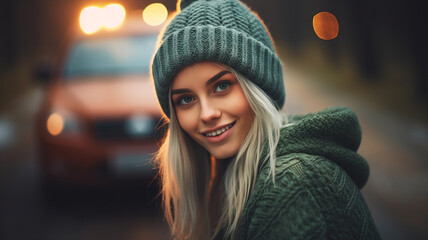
[155,65,287,239]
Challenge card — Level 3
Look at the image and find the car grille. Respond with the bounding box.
[93,117,164,141]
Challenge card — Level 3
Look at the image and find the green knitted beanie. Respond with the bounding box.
[151,0,285,117]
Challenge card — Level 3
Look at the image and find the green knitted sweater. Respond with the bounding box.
[233,107,381,240]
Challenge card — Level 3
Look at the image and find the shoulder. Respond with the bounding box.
[239,153,380,239]
[256,152,339,191]
[257,152,359,210]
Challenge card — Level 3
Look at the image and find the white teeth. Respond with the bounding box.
[205,123,234,137]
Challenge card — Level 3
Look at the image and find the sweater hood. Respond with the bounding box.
[277,107,369,188]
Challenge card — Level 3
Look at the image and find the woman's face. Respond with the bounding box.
[171,62,254,160]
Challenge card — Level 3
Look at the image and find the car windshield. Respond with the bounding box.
[63,34,157,79]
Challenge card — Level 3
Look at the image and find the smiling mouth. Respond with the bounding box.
[203,122,236,137]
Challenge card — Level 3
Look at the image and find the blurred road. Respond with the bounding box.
[1,67,428,240]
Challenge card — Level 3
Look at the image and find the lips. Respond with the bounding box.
[201,121,235,137]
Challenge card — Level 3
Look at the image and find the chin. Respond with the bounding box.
[211,148,239,160]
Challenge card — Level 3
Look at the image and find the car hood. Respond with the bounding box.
[52,75,162,118]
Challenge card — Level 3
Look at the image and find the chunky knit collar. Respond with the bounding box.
[272,106,369,188]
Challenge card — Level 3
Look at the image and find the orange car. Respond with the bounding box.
[35,12,165,187]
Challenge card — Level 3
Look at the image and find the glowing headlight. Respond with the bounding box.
[79,6,103,35]
[46,110,82,136]
[102,4,126,29]
[80,4,126,34]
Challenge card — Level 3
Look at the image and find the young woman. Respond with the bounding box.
[151,0,381,239]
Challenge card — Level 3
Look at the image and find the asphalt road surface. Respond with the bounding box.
[1,68,427,239]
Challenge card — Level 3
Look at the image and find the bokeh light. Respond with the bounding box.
[142,3,168,26]
[47,113,64,136]
[313,12,339,40]
[102,4,126,29]
[79,6,103,34]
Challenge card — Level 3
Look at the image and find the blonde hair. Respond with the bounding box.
[155,65,287,239]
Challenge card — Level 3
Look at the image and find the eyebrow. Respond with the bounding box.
[205,70,231,86]
[171,88,190,95]
[171,70,231,95]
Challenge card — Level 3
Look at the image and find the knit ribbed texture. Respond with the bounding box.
[151,0,285,117]
[278,106,369,188]
[232,107,381,240]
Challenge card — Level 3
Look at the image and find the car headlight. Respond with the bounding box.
[46,109,82,136]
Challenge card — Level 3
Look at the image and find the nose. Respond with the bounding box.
[200,100,221,123]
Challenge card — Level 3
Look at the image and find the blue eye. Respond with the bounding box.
[215,81,231,92]
[179,96,194,105]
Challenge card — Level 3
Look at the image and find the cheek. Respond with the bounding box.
[176,108,198,134]
[235,100,251,117]
[230,88,253,119]
[237,102,254,132]
[232,91,254,140]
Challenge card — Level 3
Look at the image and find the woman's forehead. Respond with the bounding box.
[172,62,230,89]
